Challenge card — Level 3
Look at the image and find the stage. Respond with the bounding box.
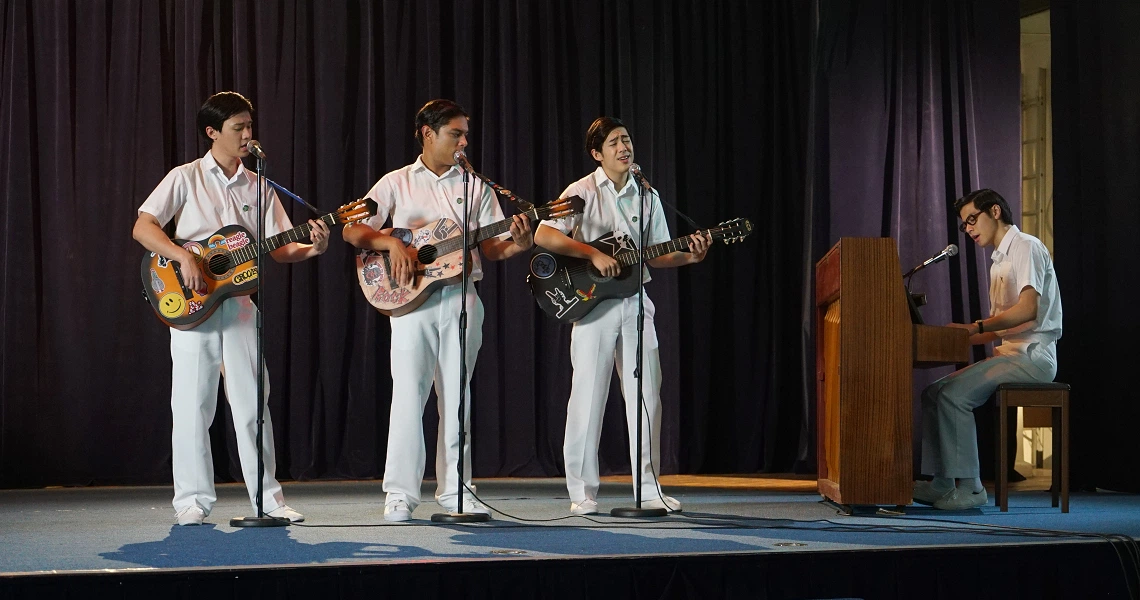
[1,475,1137,599]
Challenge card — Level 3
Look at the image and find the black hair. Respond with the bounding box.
[414,99,469,147]
[584,117,628,166]
[953,189,1014,225]
[197,92,254,142]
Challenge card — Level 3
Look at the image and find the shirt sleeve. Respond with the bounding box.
[540,181,583,236]
[137,168,187,226]
[264,188,294,238]
[476,182,508,237]
[358,175,396,231]
[645,196,671,247]
[1014,239,1050,297]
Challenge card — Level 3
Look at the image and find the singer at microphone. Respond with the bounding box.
[531,116,715,516]
[131,91,328,527]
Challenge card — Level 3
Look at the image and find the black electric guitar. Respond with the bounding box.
[141,198,377,330]
[527,217,753,323]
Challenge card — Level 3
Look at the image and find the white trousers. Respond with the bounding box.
[564,295,663,504]
[383,285,483,511]
[169,297,285,515]
[920,343,1057,479]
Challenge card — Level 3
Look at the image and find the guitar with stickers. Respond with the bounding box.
[527,217,753,323]
[141,198,377,330]
[356,196,585,317]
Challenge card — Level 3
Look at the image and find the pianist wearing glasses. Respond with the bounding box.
[913,189,1063,510]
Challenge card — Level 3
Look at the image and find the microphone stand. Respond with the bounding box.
[611,166,667,518]
[231,152,287,528]
[432,156,489,523]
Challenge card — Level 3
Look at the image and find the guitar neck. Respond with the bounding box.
[614,226,737,266]
[615,236,693,267]
[431,206,546,255]
[230,212,339,264]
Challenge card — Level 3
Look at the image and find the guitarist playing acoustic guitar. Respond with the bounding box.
[132,92,326,527]
[532,117,712,518]
[341,99,533,522]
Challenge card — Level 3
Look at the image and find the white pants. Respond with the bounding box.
[169,297,285,515]
[383,285,483,511]
[564,295,664,504]
[920,342,1057,479]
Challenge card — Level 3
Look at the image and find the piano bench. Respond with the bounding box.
[993,382,1070,513]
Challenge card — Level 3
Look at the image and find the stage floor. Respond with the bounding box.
[1,475,1138,576]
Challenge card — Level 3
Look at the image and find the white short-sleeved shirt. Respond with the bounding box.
[357,157,507,281]
[138,150,293,241]
[540,167,671,282]
[989,224,1063,365]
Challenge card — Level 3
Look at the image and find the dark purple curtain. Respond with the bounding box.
[0,1,811,487]
[1052,0,1140,492]
[804,0,1021,472]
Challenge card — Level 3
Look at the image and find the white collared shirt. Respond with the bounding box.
[541,167,671,282]
[138,151,293,241]
[989,224,1063,363]
[358,156,506,281]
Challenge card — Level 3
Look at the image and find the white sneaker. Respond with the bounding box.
[570,499,599,516]
[267,505,304,523]
[457,498,492,516]
[384,499,412,522]
[176,505,205,526]
[642,495,681,512]
[913,480,955,505]
[933,487,988,511]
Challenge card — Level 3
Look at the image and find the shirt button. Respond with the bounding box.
[632,216,638,222]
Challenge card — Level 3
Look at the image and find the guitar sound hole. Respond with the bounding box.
[208,254,232,276]
[418,245,438,264]
[587,265,612,283]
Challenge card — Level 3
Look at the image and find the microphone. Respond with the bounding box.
[629,163,654,193]
[246,140,266,160]
[904,244,958,278]
[453,150,474,173]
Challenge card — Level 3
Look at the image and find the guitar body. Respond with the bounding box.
[141,225,260,330]
[527,231,641,323]
[356,218,470,317]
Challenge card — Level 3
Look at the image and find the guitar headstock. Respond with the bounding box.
[538,195,586,221]
[333,198,379,225]
[709,217,754,244]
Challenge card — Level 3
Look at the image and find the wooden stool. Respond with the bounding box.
[993,382,1070,513]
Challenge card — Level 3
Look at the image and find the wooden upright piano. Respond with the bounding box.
[815,237,970,507]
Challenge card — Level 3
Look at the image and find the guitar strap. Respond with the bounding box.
[468,170,536,212]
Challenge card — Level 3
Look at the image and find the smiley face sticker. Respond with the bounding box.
[158,293,187,318]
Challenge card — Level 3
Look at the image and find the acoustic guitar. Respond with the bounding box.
[141,198,377,329]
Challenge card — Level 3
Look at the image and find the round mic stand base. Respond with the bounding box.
[430,511,491,524]
[230,516,288,527]
[610,506,667,518]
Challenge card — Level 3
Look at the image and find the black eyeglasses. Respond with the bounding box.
[958,210,984,232]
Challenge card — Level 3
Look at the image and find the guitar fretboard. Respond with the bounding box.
[613,226,736,266]
[229,212,339,265]
[427,205,551,256]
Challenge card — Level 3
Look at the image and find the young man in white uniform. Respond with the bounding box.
[914,188,1062,510]
[343,100,533,522]
[534,117,712,516]
[133,92,331,525]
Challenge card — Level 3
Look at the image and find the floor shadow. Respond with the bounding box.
[99,524,438,569]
